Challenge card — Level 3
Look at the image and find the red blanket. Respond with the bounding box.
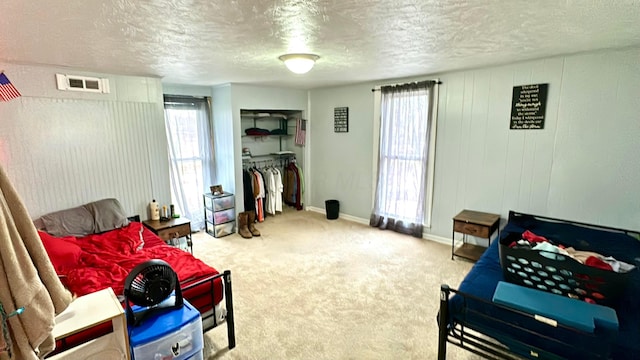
[40,222,218,299]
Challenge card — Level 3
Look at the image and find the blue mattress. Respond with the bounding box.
[448,213,640,359]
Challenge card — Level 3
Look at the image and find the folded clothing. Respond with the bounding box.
[270,129,287,135]
[511,230,636,273]
[245,127,271,136]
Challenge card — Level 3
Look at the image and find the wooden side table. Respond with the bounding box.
[452,210,500,261]
[49,287,129,359]
[143,217,192,253]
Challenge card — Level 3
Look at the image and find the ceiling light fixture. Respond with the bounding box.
[279,53,320,74]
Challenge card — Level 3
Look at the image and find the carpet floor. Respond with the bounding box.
[194,209,483,359]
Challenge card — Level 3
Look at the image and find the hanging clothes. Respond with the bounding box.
[273,167,284,213]
[255,167,267,219]
[251,168,266,222]
[283,164,296,206]
[243,169,256,212]
[283,161,303,210]
[264,167,277,215]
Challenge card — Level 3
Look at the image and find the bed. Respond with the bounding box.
[33,198,235,356]
[438,210,640,360]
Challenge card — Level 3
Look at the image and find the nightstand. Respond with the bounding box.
[143,217,192,253]
[452,210,500,261]
[49,287,129,360]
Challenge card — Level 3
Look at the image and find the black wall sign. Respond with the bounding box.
[334,107,349,133]
[510,83,548,130]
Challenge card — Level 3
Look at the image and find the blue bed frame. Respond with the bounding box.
[437,210,640,360]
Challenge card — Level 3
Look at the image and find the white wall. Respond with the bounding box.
[308,83,376,219]
[163,84,213,98]
[0,63,169,219]
[309,47,640,237]
[212,84,235,192]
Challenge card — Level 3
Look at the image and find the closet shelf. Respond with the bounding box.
[242,152,295,161]
[240,113,288,119]
[241,134,291,138]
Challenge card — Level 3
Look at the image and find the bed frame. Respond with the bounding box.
[437,211,640,360]
[183,270,236,349]
[438,285,613,360]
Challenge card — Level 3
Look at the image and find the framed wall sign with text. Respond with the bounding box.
[510,83,548,130]
[334,107,349,133]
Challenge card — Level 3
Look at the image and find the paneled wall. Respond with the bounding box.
[0,63,169,219]
[309,47,640,238]
[431,57,565,235]
[432,48,640,235]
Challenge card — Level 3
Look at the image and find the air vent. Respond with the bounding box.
[56,74,110,93]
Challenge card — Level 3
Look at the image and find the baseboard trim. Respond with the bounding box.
[305,206,370,225]
[423,233,451,246]
[306,205,324,214]
[306,206,453,245]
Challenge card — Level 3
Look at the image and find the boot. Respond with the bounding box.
[237,212,252,239]
[247,210,261,236]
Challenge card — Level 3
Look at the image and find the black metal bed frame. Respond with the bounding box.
[437,210,640,360]
[181,270,236,349]
[437,285,613,360]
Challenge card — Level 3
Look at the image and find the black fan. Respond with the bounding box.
[124,259,183,326]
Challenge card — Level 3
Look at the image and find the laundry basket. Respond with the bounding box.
[499,232,632,305]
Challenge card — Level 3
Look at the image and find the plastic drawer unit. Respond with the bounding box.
[129,296,204,360]
[204,192,236,238]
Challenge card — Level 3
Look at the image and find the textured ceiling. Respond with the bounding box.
[1,1,639,89]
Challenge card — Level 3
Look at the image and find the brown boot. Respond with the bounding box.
[237,212,252,238]
[247,210,261,236]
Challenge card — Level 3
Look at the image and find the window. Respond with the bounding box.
[370,81,438,237]
[164,96,214,230]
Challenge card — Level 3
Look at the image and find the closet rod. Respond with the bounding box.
[371,79,442,92]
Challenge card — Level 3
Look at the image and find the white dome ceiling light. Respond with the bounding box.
[279,53,320,74]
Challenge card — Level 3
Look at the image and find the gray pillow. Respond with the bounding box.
[85,198,130,233]
[40,206,96,237]
[33,217,46,230]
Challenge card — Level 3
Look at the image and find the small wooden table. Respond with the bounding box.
[50,288,129,359]
[452,210,500,261]
[142,217,192,253]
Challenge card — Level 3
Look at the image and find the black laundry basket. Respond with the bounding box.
[325,200,340,220]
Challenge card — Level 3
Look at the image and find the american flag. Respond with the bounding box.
[0,73,21,102]
[295,118,306,146]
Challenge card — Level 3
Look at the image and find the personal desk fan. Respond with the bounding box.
[124,259,183,326]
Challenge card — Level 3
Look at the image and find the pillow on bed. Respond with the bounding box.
[40,205,96,237]
[84,198,130,233]
[38,230,82,273]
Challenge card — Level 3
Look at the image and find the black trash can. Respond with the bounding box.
[325,200,340,220]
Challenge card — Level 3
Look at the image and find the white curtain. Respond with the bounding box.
[164,96,214,230]
[370,81,435,237]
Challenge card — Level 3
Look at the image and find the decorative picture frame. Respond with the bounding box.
[334,107,349,133]
[210,185,223,196]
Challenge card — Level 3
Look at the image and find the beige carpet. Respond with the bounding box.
[193,209,483,359]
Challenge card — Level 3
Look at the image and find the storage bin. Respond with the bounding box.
[129,296,204,360]
[499,232,632,305]
[206,221,236,238]
[214,208,235,225]
[213,194,235,211]
[205,208,235,225]
[204,192,236,238]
